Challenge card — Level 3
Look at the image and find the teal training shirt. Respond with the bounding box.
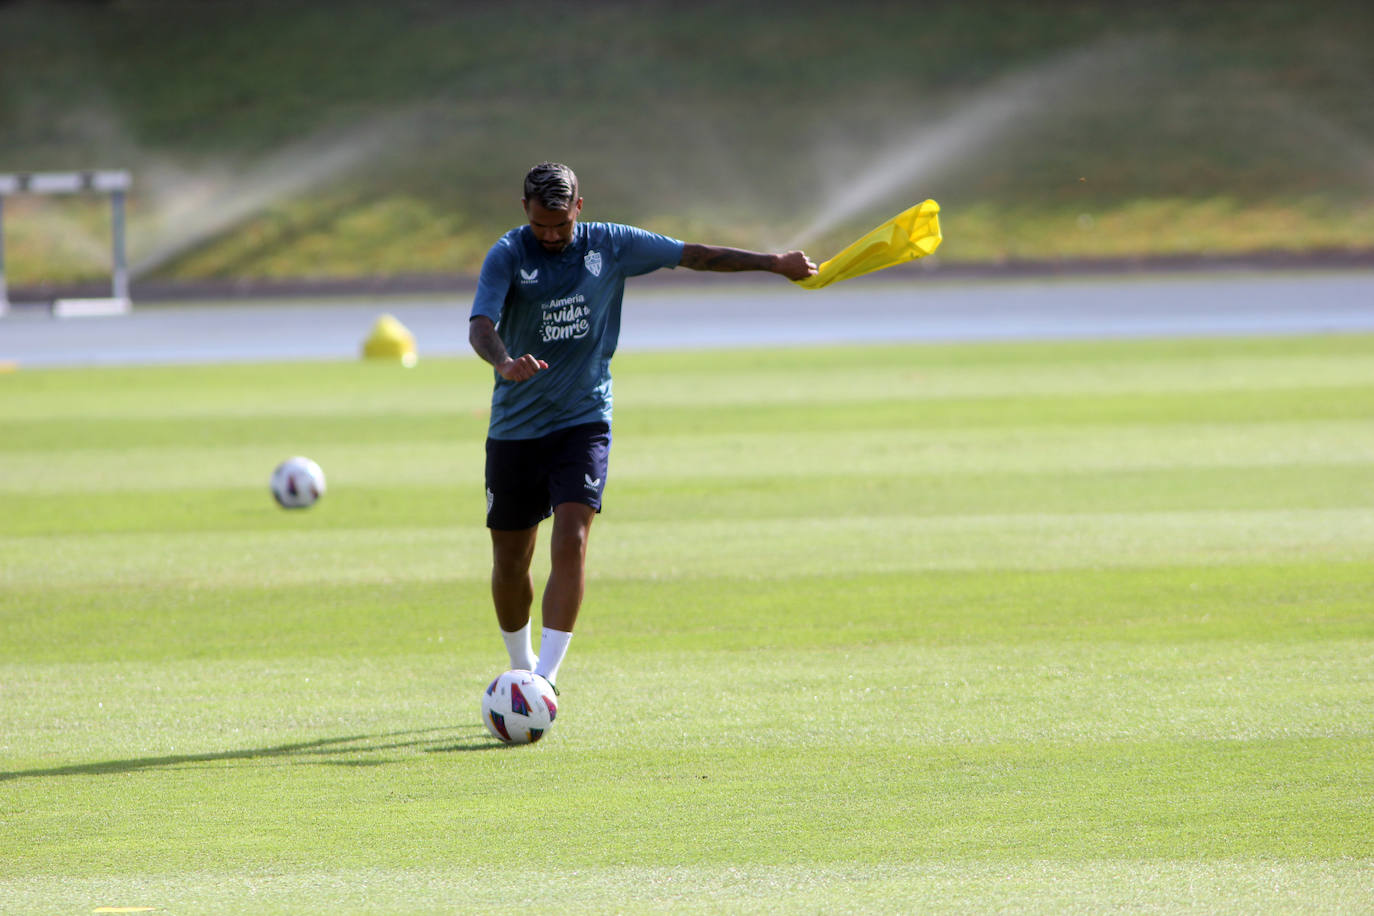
[471,221,685,440]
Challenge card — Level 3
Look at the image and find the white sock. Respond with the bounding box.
[500,622,536,671]
[534,628,573,685]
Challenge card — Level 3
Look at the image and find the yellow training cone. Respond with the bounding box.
[794,200,942,290]
[362,313,417,367]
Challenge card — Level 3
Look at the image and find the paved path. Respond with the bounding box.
[2,271,1371,368]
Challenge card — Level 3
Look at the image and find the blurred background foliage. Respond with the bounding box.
[1,0,1371,288]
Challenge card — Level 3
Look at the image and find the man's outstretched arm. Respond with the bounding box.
[679,244,817,282]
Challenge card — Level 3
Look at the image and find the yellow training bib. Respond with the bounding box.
[794,200,942,290]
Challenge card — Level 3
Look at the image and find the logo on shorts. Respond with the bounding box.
[584,474,601,490]
[486,487,495,514]
[584,250,602,277]
[520,268,539,284]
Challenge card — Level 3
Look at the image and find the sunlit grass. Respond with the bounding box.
[1,336,1371,913]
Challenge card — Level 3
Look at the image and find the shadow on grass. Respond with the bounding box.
[1,726,500,780]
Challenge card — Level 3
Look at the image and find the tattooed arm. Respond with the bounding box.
[679,244,817,281]
[469,315,547,382]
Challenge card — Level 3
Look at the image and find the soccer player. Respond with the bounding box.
[469,162,817,691]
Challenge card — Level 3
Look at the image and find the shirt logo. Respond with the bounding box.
[584,250,602,277]
[539,294,591,342]
[519,268,539,284]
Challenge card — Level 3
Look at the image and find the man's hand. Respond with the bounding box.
[470,316,547,382]
[497,354,548,382]
[775,250,818,282]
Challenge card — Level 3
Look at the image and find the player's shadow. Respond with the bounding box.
[1,726,500,781]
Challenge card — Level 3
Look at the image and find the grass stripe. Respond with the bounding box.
[4,334,1372,417]
[2,418,1373,493]
[8,383,1374,451]
[6,639,1371,759]
[3,463,1371,535]
[5,508,1371,589]
[5,370,1374,433]
[2,861,1372,915]
[5,562,1369,664]
[5,734,1370,868]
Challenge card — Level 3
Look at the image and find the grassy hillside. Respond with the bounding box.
[1,0,1371,287]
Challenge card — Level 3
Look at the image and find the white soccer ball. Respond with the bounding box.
[270,456,326,509]
[480,669,558,745]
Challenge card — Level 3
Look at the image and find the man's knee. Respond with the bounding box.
[550,503,594,559]
[491,527,537,578]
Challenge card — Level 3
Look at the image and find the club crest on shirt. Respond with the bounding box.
[584,249,602,277]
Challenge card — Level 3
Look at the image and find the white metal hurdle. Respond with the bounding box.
[0,170,131,317]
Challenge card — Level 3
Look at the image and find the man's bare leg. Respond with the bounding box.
[535,502,595,685]
[491,525,538,668]
[542,502,594,631]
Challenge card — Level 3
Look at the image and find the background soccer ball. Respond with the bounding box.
[270,456,326,509]
[480,670,558,744]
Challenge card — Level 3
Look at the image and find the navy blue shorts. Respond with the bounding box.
[485,421,611,530]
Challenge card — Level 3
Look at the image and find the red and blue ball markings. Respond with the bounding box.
[488,710,513,742]
[509,683,531,716]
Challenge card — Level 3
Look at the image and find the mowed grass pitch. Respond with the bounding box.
[1,334,1372,914]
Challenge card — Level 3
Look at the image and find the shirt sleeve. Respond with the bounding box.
[470,237,516,323]
[610,224,686,278]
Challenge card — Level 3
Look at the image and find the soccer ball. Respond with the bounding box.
[481,670,558,745]
[270,456,326,509]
